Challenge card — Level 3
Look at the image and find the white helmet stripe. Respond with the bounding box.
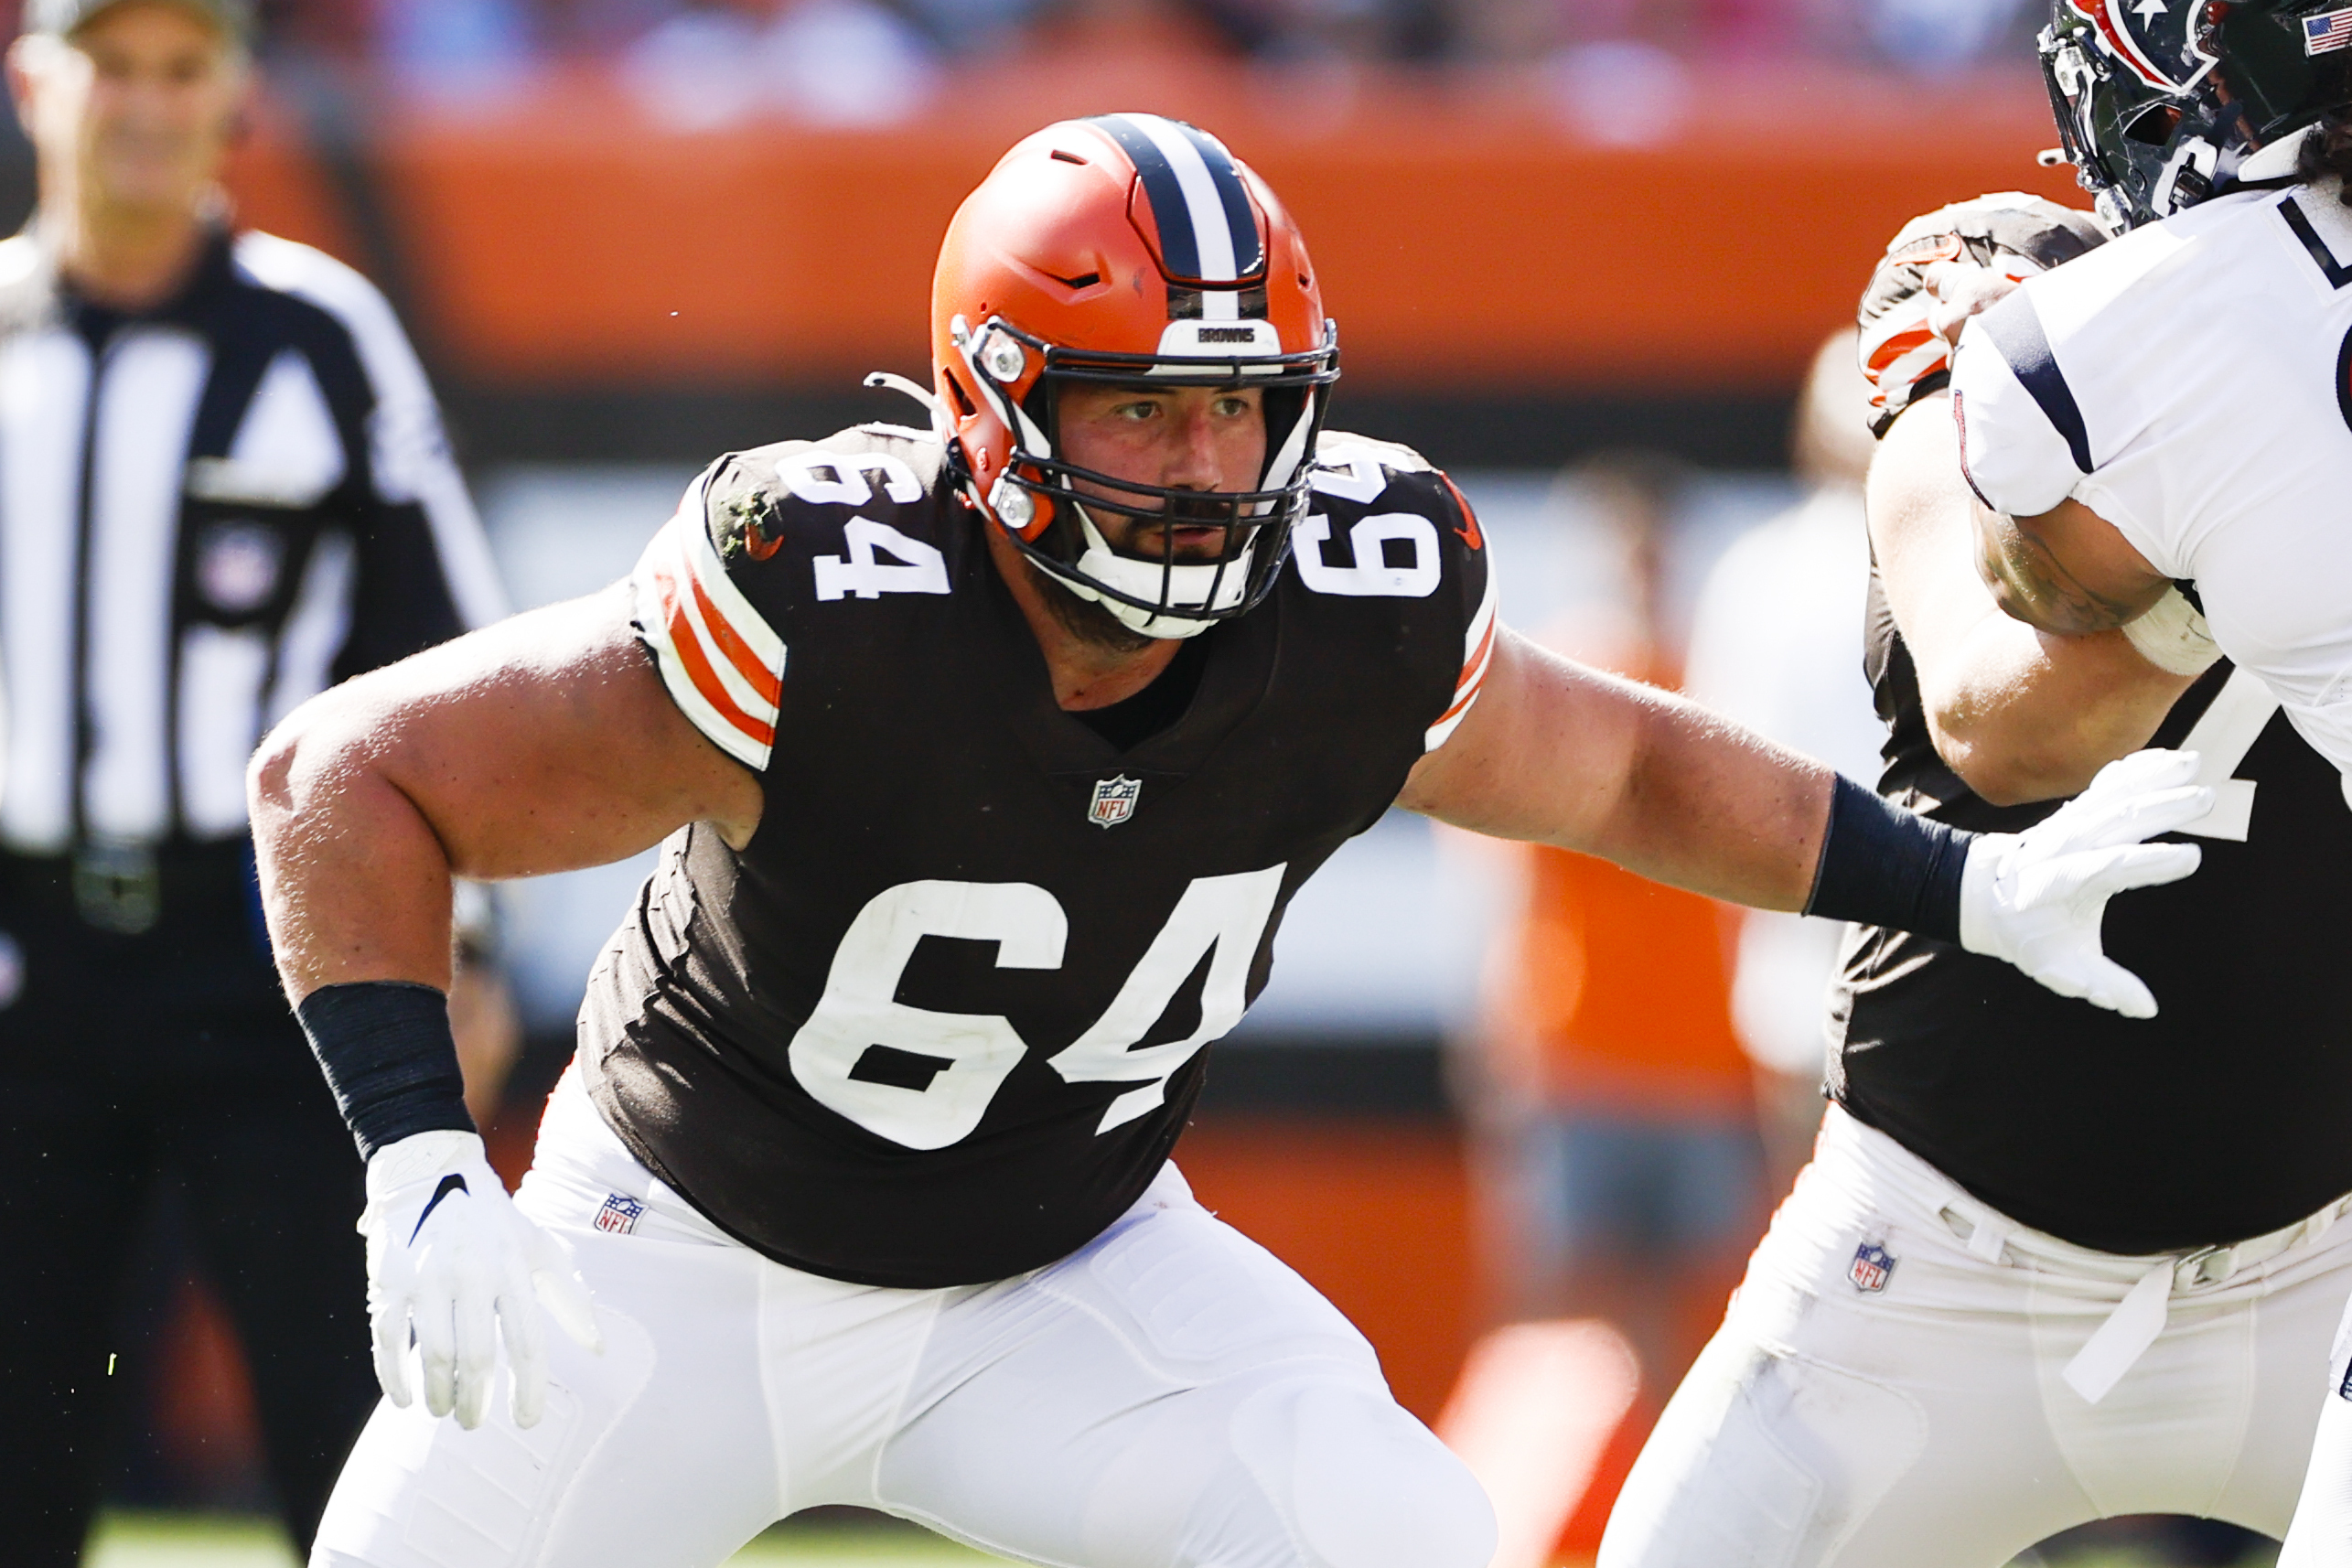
[1096,113,1264,285]
[1127,115,1240,281]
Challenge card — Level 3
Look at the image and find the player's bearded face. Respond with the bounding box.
[1054,382,1270,564]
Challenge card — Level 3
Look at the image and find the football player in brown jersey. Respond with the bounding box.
[253,114,2208,1568]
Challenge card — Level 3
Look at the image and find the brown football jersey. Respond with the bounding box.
[582,424,1494,1287]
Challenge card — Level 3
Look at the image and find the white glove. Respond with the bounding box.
[360,1129,601,1430]
[1960,748,2211,1019]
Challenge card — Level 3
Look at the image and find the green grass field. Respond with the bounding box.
[85,1511,1006,1566]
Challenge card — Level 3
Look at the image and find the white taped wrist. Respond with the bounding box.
[2121,586,2220,677]
[366,1129,483,1197]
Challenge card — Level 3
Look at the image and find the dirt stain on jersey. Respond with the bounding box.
[720,489,787,563]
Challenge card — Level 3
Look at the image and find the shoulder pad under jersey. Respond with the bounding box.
[634,427,955,770]
[1297,431,1497,751]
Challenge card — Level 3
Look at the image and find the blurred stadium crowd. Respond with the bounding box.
[249,0,2046,100]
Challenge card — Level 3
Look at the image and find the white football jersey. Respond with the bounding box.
[1949,179,2352,772]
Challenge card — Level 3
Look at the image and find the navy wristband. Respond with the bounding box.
[296,981,476,1161]
[1803,774,1974,945]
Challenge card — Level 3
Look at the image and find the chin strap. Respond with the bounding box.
[1057,507,1252,639]
[2228,121,2321,188]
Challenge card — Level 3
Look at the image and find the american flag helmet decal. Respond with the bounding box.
[2305,5,2352,54]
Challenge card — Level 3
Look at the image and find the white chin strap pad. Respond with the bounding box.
[1058,509,1254,639]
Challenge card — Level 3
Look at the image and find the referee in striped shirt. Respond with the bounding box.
[0,2,507,1560]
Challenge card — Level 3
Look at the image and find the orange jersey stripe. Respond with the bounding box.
[689,566,782,707]
[657,564,776,747]
[1441,475,1485,550]
[1455,614,1498,694]
[1436,660,1493,726]
[1434,677,1485,727]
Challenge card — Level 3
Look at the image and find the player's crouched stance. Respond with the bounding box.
[252,115,2208,1568]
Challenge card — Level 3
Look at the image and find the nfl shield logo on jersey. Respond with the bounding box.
[1849,1240,1896,1293]
[1088,775,1142,829]
[596,1193,645,1235]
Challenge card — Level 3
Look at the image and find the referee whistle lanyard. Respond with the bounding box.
[1943,1191,2352,1404]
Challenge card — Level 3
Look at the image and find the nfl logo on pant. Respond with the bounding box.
[596,1193,645,1235]
[1849,1240,1896,1293]
[1088,775,1142,829]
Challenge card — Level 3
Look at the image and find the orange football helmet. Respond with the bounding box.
[929,113,1339,638]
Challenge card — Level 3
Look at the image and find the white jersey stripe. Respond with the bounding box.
[1124,114,1240,283]
[1425,545,1499,752]
[188,348,348,509]
[632,488,786,771]
[678,500,787,674]
[234,232,510,631]
[0,329,88,852]
[85,328,209,842]
[669,528,779,724]
[177,624,270,838]
[267,530,357,728]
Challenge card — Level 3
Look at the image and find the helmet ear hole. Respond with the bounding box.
[2125,102,2185,145]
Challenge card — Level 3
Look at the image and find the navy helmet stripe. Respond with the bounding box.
[1090,115,1202,281]
[1977,290,2093,474]
[1089,114,1263,285]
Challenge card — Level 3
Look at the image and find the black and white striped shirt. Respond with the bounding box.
[0,223,503,857]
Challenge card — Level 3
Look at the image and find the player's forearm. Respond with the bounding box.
[1589,694,1832,912]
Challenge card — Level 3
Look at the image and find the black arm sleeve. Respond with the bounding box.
[297,981,476,1160]
[1804,774,1974,944]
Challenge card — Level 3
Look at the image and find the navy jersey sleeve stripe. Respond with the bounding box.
[2280,196,2352,289]
[1976,291,2094,475]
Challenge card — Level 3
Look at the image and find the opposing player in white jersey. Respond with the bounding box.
[251,114,2208,1568]
[1935,18,2352,1560]
[1599,5,2352,1564]
[1953,5,2352,769]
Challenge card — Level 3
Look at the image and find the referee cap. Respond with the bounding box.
[21,0,256,41]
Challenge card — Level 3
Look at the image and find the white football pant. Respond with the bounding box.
[310,1070,1495,1568]
[1599,1103,2352,1568]
[2277,1260,2352,1563]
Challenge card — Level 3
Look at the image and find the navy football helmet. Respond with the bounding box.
[2039,0,2352,227]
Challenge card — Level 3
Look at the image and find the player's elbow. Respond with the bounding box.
[248,710,305,832]
[1942,749,2067,807]
[247,687,375,845]
[1926,709,2094,807]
